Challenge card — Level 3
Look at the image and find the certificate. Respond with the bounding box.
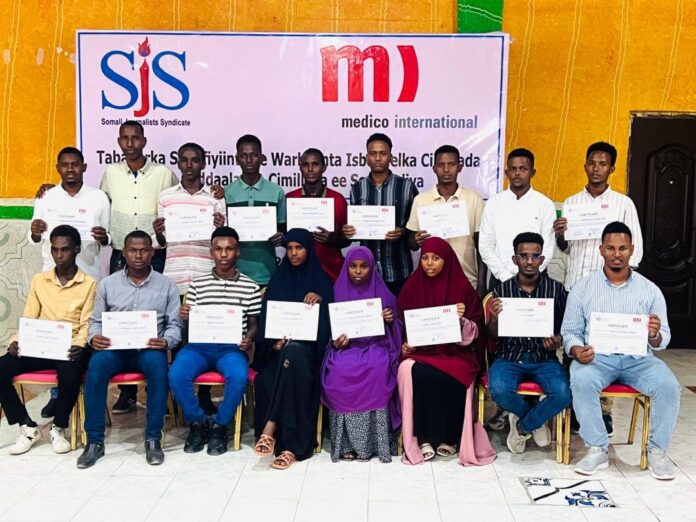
[329,298,385,340]
[102,310,158,350]
[188,305,243,344]
[18,318,72,361]
[405,305,461,347]
[164,204,214,242]
[226,206,277,242]
[287,198,334,232]
[563,203,617,241]
[264,300,319,341]
[348,206,395,239]
[44,206,95,241]
[417,201,470,239]
[589,312,649,356]
[497,298,554,338]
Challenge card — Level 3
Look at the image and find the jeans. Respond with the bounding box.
[570,354,681,451]
[168,343,248,426]
[488,355,571,432]
[84,349,169,442]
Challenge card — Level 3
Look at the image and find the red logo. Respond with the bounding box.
[538,301,547,306]
[443,307,450,313]
[227,309,236,315]
[380,207,390,213]
[320,45,419,102]
[633,317,642,323]
[199,207,208,213]
[57,324,65,329]
[601,204,609,209]
[262,208,270,214]
[141,313,150,319]
[78,208,87,214]
[320,200,328,205]
[366,301,375,307]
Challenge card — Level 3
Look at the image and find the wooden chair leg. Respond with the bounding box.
[79,387,87,446]
[627,396,640,445]
[477,385,485,423]
[555,411,563,463]
[105,406,112,427]
[166,392,177,429]
[70,402,78,451]
[315,403,323,453]
[233,402,243,451]
[245,385,255,427]
[564,407,571,465]
[17,383,25,405]
[640,397,651,471]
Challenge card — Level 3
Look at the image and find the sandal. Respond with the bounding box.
[419,443,435,461]
[340,452,357,461]
[436,443,457,457]
[271,450,296,470]
[253,434,276,456]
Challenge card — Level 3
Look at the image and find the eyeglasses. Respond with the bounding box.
[514,253,544,261]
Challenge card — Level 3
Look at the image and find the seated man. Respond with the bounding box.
[487,232,570,454]
[562,221,681,480]
[169,227,261,455]
[0,225,96,454]
[77,230,182,469]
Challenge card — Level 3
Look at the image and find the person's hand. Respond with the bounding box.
[553,217,567,238]
[68,345,83,361]
[401,342,415,355]
[91,335,111,350]
[152,217,166,235]
[542,335,562,351]
[8,341,19,357]
[414,230,431,247]
[384,228,403,241]
[147,338,168,350]
[273,337,289,351]
[180,303,191,320]
[269,232,284,247]
[304,292,322,305]
[91,226,109,246]
[211,184,225,200]
[648,314,661,339]
[382,308,394,324]
[240,337,254,352]
[334,334,349,349]
[456,302,466,319]
[489,297,503,318]
[35,184,55,199]
[313,226,330,244]
[30,219,47,241]
[342,224,356,239]
[213,212,225,228]
[570,345,595,364]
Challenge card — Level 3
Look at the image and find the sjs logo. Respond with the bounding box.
[100,37,190,116]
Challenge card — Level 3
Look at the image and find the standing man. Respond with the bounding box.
[78,230,182,469]
[486,232,570,454]
[286,148,349,281]
[224,135,285,287]
[343,133,418,296]
[479,148,556,288]
[406,144,486,293]
[562,222,680,480]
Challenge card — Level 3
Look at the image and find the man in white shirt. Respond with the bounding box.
[479,148,556,288]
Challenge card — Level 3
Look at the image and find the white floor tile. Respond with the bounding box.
[581,506,658,521]
[439,502,514,521]
[220,498,297,522]
[146,496,228,521]
[295,499,368,522]
[0,495,86,521]
[368,500,440,522]
[71,496,158,522]
[509,504,586,521]
[94,475,175,499]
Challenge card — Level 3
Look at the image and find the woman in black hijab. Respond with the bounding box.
[252,228,333,469]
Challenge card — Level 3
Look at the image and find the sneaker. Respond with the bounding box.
[9,425,42,455]
[647,448,675,480]
[485,407,508,431]
[41,398,57,419]
[570,411,580,434]
[111,390,137,414]
[574,446,609,475]
[506,413,531,454]
[49,424,71,454]
[531,422,551,448]
[602,414,614,438]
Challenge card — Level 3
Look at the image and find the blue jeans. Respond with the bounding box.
[570,354,681,451]
[84,349,168,442]
[489,355,571,432]
[168,343,248,426]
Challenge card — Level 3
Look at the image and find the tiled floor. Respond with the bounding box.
[1,350,695,522]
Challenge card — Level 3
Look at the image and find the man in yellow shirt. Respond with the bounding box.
[0,225,96,455]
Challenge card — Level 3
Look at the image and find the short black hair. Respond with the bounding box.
[236,134,262,152]
[366,133,392,150]
[434,144,460,162]
[586,141,617,166]
[124,229,153,247]
[49,224,81,247]
[211,226,240,243]
[601,221,632,242]
[57,147,84,164]
[178,142,205,160]
[120,120,145,136]
[301,148,326,167]
[507,148,535,168]
[513,232,544,253]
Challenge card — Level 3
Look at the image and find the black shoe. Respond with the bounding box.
[112,390,137,414]
[603,413,614,438]
[184,420,209,453]
[570,410,580,434]
[41,398,57,419]
[207,422,228,456]
[198,387,217,416]
[77,441,105,469]
[145,439,165,465]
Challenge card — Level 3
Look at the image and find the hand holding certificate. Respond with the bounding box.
[189,305,243,344]
[164,204,214,242]
[348,206,395,239]
[18,318,72,361]
[264,301,320,341]
[287,198,334,232]
[405,305,461,347]
[226,206,277,241]
[589,312,649,356]
[417,202,470,239]
[102,311,158,350]
[329,298,384,340]
[563,203,617,241]
[497,298,554,338]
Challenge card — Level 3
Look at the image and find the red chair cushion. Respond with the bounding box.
[13,370,58,384]
[109,373,146,384]
[602,383,640,394]
[480,373,544,394]
[193,372,225,384]
[248,368,257,384]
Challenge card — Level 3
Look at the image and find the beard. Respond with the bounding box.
[608,265,623,272]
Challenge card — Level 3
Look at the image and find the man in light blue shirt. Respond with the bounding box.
[562,222,681,480]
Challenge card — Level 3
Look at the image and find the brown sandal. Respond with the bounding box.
[271,450,296,470]
[253,434,276,456]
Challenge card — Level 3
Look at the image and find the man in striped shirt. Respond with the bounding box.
[343,133,419,296]
[168,227,262,456]
[562,222,680,480]
[487,232,570,454]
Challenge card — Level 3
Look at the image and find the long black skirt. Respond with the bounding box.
[254,341,319,461]
[411,362,466,448]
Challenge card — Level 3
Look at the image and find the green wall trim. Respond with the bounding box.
[458,0,504,33]
[0,206,33,220]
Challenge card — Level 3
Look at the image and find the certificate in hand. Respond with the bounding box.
[18,318,72,361]
[264,300,319,341]
[563,202,616,241]
[589,312,649,356]
[329,298,384,340]
[102,310,158,350]
[417,201,470,239]
[44,206,95,242]
[405,305,461,347]
[189,305,243,344]
[498,298,554,338]
[226,206,277,242]
[287,198,334,232]
[348,206,395,239]
[164,204,214,242]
